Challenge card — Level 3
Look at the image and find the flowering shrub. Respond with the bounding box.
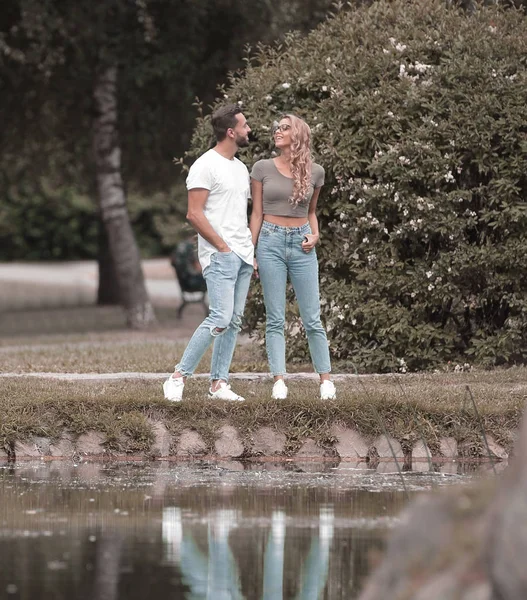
[184,0,527,371]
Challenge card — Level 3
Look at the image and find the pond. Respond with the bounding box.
[0,460,483,599]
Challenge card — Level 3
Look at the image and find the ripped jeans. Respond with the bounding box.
[175,251,253,382]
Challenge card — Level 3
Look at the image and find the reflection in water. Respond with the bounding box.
[162,506,334,599]
[0,461,471,599]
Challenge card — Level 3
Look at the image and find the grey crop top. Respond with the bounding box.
[250,159,325,218]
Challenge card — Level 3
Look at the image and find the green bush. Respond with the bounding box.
[0,175,99,261]
[184,0,527,372]
[0,173,187,261]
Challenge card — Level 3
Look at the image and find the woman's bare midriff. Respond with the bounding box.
[263,214,308,227]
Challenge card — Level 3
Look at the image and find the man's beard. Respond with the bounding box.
[235,134,249,148]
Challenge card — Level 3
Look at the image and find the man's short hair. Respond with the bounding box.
[211,104,242,142]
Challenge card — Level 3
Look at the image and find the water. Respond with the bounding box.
[0,460,476,599]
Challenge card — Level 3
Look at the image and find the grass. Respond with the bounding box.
[1,302,526,458]
[0,373,524,457]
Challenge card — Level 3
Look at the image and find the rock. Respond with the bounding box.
[358,483,494,599]
[76,432,106,456]
[484,435,508,460]
[294,438,326,459]
[372,434,404,458]
[214,425,244,458]
[15,436,51,458]
[49,434,75,458]
[251,427,286,456]
[149,421,172,457]
[440,437,458,458]
[412,440,433,472]
[331,425,369,459]
[175,429,207,456]
[486,416,527,599]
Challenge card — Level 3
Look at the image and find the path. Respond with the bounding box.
[0,258,181,310]
[0,372,367,381]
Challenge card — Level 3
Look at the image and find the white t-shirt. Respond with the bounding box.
[186,149,254,271]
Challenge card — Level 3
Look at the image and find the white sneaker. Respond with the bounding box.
[320,380,336,400]
[208,382,245,402]
[272,379,288,400]
[163,375,185,402]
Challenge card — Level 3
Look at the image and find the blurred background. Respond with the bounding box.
[0,0,334,338]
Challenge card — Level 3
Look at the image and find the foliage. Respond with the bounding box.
[0,172,186,260]
[186,0,527,371]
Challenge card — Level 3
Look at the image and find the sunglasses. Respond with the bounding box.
[272,123,292,134]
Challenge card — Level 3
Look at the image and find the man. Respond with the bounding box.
[163,104,253,401]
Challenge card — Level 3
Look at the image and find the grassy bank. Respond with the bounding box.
[1,303,525,459]
[1,372,524,457]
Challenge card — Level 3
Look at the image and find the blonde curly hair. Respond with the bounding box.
[280,114,313,206]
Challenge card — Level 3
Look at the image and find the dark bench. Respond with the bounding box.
[170,240,208,319]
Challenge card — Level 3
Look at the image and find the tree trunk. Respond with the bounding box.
[97,219,121,305]
[92,64,155,328]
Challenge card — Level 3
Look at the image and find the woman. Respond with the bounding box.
[250,114,336,400]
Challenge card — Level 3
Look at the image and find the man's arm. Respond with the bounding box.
[186,188,230,253]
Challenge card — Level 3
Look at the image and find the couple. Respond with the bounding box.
[163,104,336,402]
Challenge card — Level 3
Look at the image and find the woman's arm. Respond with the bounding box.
[249,178,264,247]
[302,187,322,252]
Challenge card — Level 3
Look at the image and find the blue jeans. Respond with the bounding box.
[256,221,331,376]
[175,251,253,382]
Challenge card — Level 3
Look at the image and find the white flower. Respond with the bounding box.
[387,111,394,118]
[383,48,390,54]
[399,156,410,165]
[281,82,291,89]
[444,171,455,182]
[426,271,433,278]
[428,284,435,291]
[489,25,497,33]
[237,100,243,106]
[326,68,331,74]
[351,318,357,326]
[414,62,431,73]
[322,85,328,92]
[399,64,406,77]
[395,42,407,52]
[265,94,272,102]
[362,236,369,244]
[340,212,346,220]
